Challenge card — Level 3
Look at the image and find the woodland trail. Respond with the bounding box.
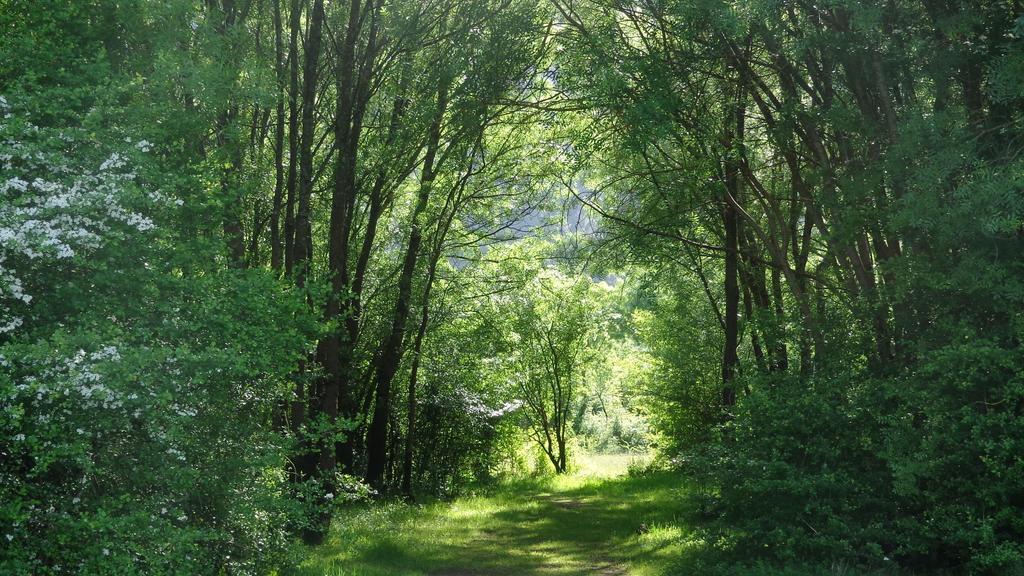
[294,456,693,576]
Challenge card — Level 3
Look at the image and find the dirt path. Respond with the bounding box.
[296,467,690,576]
[425,490,630,576]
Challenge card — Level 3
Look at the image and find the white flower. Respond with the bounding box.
[90,346,120,361]
[125,213,154,231]
[102,548,109,556]
[4,177,28,192]
[0,317,23,334]
[0,116,163,338]
[99,153,124,171]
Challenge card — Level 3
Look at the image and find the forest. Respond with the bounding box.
[1,0,1022,574]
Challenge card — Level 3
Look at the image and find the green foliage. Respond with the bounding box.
[632,273,723,454]
[3,0,1023,572]
[552,0,1024,573]
[675,96,1024,571]
[688,370,897,567]
[0,50,317,575]
[576,332,653,454]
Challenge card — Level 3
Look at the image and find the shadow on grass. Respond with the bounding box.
[288,471,698,576]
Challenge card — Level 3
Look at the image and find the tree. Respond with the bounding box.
[552,0,1024,570]
[504,268,605,474]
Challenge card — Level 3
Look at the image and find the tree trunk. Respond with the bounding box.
[289,0,324,546]
[292,0,323,287]
[283,0,302,275]
[400,279,433,498]
[721,94,744,409]
[338,75,408,473]
[269,0,286,271]
[365,82,449,491]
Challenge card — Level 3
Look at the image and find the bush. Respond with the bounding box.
[689,349,1024,575]
[688,370,896,568]
[0,100,317,574]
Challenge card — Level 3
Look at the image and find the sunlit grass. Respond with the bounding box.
[569,451,650,479]
[289,453,696,576]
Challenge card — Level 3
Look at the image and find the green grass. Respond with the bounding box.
[290,454,699,576]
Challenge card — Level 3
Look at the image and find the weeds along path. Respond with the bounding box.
[295,459,693,576]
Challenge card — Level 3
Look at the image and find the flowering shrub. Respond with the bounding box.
[0,98,165,335]
[0,97,317,575]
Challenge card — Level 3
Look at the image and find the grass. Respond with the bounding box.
[289,454,700,576]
